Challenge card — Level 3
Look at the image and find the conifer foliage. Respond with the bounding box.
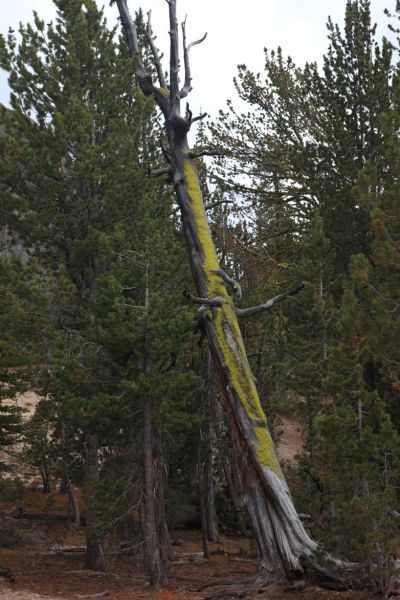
[211,0,400,590]
[0,0,194,580]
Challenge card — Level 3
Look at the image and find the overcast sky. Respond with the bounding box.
[0,0,393,119]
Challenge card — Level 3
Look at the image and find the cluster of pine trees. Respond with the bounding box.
[0,0,399,593]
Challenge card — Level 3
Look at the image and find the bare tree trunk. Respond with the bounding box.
[142,398,166,586]
[222,452,249,537]
[198,350,219,543]
[60,423,80,526]
[157,470,176,565]
[84,434,105,572]
[319,266,328,362]
[203,353,219,542]
[40,465,51,494]
[68,481,80,528]
[153,430,176,565]
[141,264,167,586]
[197,445,210,559]
[203,424,219,543]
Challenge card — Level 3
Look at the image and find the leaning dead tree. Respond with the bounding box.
[114,0,351,592]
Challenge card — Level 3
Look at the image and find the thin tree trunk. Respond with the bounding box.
[157,469,176,565]
[60,423,80,526]
[40,465,51,494]
[199,350,219,543]
[84,434,105,572]
[68,481,80,528]
[59,470,68,495]
[319,266,328,362]
[142,398,165,585]
[222,453,249,536]
[203,424,219,543]
[153,430,176,565]
[141,264,167,586]
[197,446,210,559]
[203,353,219,542]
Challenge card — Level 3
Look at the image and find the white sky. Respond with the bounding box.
[0,0,393,119]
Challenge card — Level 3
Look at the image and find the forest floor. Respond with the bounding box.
[0,488,385,600]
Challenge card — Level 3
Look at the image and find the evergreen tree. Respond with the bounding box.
[209,1,400,588]
[0,0,155,572]
[0,0,198,581]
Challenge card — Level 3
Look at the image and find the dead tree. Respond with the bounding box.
[113,0,352,591]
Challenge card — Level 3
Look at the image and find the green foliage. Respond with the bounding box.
[0,0,199,544]
[210,0,400,587]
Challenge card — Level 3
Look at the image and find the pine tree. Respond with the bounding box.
[209,1,399,589]
[0,0,156,572]
[0,0,198,582]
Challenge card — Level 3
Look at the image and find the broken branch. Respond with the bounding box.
[235,283,305,318]
[204,200,234,210]
[115,1,144,73]
[189,149,221,159]
[183,290,225,308]
[180,17,207,98]
[160,137,172,163]
[146,11,167,88]
[191,111,208,124]
[149,167,171,179]
[211,268,242,303]
[168,0,180,110]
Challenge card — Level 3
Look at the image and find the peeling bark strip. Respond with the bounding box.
[113,0,340,585]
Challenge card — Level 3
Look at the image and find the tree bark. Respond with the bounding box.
[84,434,105,572]
[142,398,166,585]
[140,264,167,586]
[40,465,51,494]
[203,425,219,543]
[153,430,176,565]
[222,453,249,536]
[201,351,219,542]
[197,459,210,560]
[68,480,80,528]
[157,467,176,565]
[60,423,80,526]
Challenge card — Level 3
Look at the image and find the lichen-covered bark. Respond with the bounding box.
[182,158,283,475]
[176,153,317,576]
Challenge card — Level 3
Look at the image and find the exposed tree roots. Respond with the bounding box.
[196,574,285,600]
[191,555,365,599]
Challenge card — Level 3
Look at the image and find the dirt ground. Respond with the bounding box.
[0,488,388,600]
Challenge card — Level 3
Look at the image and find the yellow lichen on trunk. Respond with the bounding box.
[183,159,226,297]
[183,158,282,476]
[158,87,170,97]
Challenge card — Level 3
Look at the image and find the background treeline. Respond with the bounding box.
[0,0,399,593]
